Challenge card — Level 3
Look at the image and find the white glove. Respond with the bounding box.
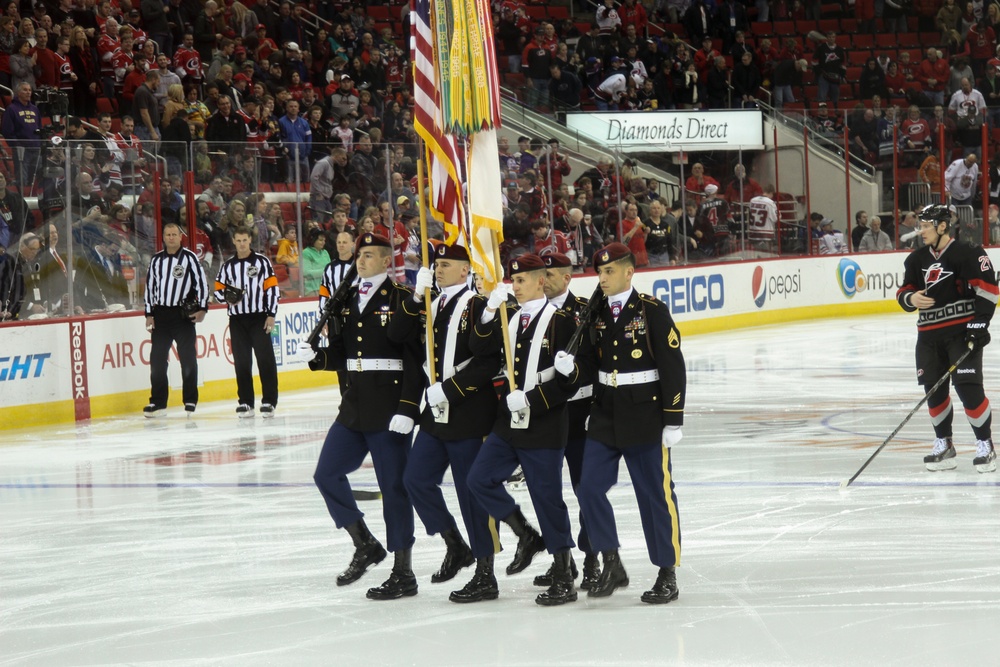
[487,283,512,310]
[554,351,575,377]
[388,414,415,434]
[506,389,530,413]
[295,346,317,363]
[662,425,682,448]
[425,382,447,407]
[413,266,434,300]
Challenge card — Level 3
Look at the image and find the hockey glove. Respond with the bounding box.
[966,320,991,348]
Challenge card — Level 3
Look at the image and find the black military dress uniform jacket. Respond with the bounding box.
[558,290,595,442]
[471,302,583,449]
[310,279,423,431]
[583,290,686,448]
[388,287,501,440]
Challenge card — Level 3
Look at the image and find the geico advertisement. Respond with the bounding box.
[0,323,66,403]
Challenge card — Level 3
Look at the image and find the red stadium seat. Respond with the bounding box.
[547,6,568,20]
[898,33,921,47]
[750,23,771,37]
[773,21,795,35]
[524,5,545,19]
[853,34,874,49]
[848,50,871,65]
[368,5,391,20]
[840,18,858,33]
[794,20,818,35]
[874,33,897,48]
[818,19,838,33]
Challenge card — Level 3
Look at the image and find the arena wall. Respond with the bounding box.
[0,250,976,430]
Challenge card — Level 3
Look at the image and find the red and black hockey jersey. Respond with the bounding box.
[897,239,999,339]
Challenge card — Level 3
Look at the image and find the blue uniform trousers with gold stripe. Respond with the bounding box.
[403,432,499,559]
[313,422,415,553]
[578,439,682,568]
[467,433,575,554]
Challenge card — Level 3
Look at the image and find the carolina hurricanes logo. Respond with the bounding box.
[60,62,71,75]
[186,58,199,71]
[924,262,953,289]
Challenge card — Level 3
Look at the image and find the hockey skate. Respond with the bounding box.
[973,439,997,473]
[506,466,526,488]
[923,437,957,471]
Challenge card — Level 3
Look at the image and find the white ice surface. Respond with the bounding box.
[2,313,1000,666]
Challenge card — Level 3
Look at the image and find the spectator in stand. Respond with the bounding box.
[859,57,888,101]
[644,199,675,266]
[530,216,569,257]
[949,76,987,159]
[684,162,719,198]
[944,153,979,206]
[859,216,893,252]
[747,184,778,252]
[301,228,328,296]
[811,31,846,104]
[279,99,311,182]
[619,0,648,36]
[596,0,622,39]
[537,139,572,193]
[276,226,299,268]
[980,62,1000,125]
[811,102,844,138]
[919,152,942,192]
[704,56,729,109]
[522,27,552,111]
[918,47,950,106]
[897,210,921,250]
[683,0,713,43]
[193,0,220,63]
[731,51,762,109]
[849,107,879,160]
[206,95,247,157]
[771,40,803,109]
[725,163,762,204]
[817,218,848,254]
[716,0,749,51]
[851,210,870,250]
[548,63,581,120]
[937,0,964,39]
[693,36,719,82]
[856,0,876,33]
[133,69,161,143]
[310,146,348,217]
[0,81,40,188]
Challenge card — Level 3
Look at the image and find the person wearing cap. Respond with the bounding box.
[594,57,628,110]
[811,101,844,139]
[254,22,278,62]
[817,217,847,254]
[898,203,999,473]
[532,252,602,590]
[329,74,360,121]
[466,254,587,606]
[386,244,502,603]
[558,242,686,605]
[521,27,552,110]
[298,232,423,600]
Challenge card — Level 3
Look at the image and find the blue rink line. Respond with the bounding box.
[3,480,1000,489]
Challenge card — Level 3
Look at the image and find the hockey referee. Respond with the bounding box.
[143,222,210,417]
[214,227,280,418]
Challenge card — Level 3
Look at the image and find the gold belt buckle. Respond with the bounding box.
[610,369,618,388]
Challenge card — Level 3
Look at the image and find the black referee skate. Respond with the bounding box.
[260,404,275,419]
[974,439,997,473]
[236,404,255,418]
[143,404,165,418]
[923,437,957,471]
[641,567,679,605]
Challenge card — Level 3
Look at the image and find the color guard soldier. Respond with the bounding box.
[466,253,586,606]
[298,233,423,600]
[533,252,601,590]
[214,227,279,418]
[143,222,209,417]
[388,244,503,603]
[557,242,686,604]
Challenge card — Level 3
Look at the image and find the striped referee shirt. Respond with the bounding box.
[143,247,210,316]
[318,257,356,311]
[214,251,280,316]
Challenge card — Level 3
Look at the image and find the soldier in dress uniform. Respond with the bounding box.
[530,252,602,591]
[556,242,686,604]
[465,253,586,606]
[388,243,503,603]
[298,232,423,600]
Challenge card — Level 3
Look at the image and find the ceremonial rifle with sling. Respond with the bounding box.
[304,261,358,349]
[565,283,607,355]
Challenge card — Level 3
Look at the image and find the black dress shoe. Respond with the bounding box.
[449,557,500,603]
[641,567,679,604]
[503,508,546,575]
[587,550,629,598]
[336,520,387,586]
[366,570,418,600]
[579,553,601,591]
[431,529,474,583]
[506,528,545,575]
[535,551,578,606]
[533,555,578,586]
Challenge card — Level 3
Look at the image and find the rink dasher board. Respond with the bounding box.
[0,250,985,428]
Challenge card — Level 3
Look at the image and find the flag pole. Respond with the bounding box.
[416,154,436,385]
[491,229,516,389]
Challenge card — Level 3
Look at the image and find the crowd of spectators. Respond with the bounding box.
[2,0,996,322]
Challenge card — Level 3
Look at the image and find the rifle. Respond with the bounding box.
[565,283,607,356]
[305,261,358,349]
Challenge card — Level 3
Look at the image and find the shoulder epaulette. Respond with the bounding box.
[638,293,662,306]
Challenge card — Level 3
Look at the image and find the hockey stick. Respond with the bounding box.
[840,341,975,488]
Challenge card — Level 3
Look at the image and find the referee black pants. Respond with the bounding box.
[229,312,278,408]
[149,306,198,408]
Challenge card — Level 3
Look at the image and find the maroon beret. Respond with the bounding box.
[508,253,545,276]
[542,253,572,269]
[593,242,633,269]
[356,232,391,251]
[435,243,470,262]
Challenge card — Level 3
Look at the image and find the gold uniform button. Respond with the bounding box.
[357,322,362,328]
[515,357,520,362]
[613,340,618,346]
[613,355,618,361]
[516,344,522,349]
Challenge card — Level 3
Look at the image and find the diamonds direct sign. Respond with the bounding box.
[566,110,764,151]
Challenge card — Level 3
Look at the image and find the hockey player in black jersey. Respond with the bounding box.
[896,204,1000,473]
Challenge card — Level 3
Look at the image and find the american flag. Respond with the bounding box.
[411,0,465,244]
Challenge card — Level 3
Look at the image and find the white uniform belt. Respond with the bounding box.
[598,369,660,387]
[347,358,404,372]
[536,367,555,384]
[569,385,594,401]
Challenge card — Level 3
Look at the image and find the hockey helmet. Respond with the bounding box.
[918,204,952,225]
